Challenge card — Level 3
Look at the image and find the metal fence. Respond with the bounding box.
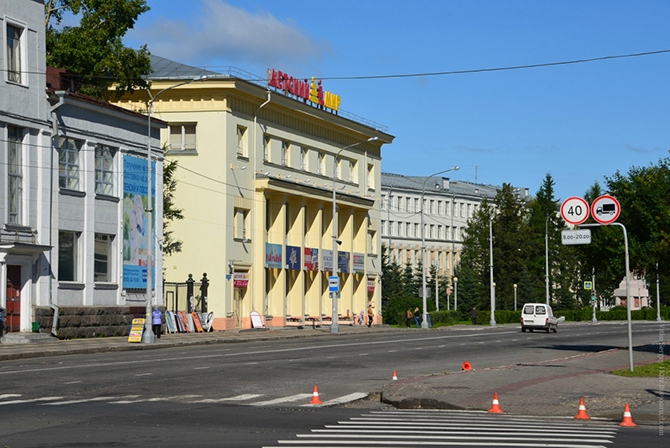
[163,281,204,313]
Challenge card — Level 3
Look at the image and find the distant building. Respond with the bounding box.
[111,56,394,329]
[613,276,649,310]
[381,172,529,277]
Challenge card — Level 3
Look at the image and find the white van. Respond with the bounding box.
[520,303,558,333]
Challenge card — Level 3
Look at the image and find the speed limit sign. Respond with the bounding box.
[560,197,590,225]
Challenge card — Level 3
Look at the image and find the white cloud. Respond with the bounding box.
[132,0,328,69]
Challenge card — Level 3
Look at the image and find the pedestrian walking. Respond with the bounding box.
[470,307,478,325]
[405,308,413,328]
[152,307,162,338]
[414,307,421,328]
[367,305,374,327]
[358,310,364,326]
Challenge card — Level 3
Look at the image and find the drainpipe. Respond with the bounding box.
[252,90,271,320]
[48,91,67,336]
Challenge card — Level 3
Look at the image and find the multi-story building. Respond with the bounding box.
[1,0,163,336]
[381,173,528,277]
[112,56,394,330]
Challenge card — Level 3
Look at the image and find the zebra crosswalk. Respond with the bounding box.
[264,409,620,448]
[0,391,367,408]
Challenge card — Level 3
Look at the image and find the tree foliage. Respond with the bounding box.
[45,0,151,98]
[162,160,184,257]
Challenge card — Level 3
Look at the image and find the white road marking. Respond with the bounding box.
[0,397,63,405]
[192,394,264,403]
[42,396,121,406]
[302,393,368,407]
[64,380,82,384]
[251,393,312,406]
[0,394,21,399]
[135,373,152,376]
[193,366,210,370]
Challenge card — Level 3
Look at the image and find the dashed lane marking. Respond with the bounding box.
[0,397,63,406]
[251,393,312,406]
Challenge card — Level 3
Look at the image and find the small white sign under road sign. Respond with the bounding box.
[560,197,590,225]
[561,229,592,245]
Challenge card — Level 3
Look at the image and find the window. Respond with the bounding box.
[317,151,324,175]
[367,163,375,189]
[168,124,196,151]
[389,221,394,236]
[336,157,342,179]
[8,126,23,224]
[414,198,419,213]
[348,159,357,183]
[59,231,79,282]
[368,229,377,254]
[430,200,435,214]
[236,126,247,157]
[59,137,83,190]
[94,234,113,282]
[381,220,386,236]
[430,225,435,239]
[281,141,289,166]
[300,147,307,171]
[234,208,249,240]
[95,145,115,195]
[460,203,465,218]
[467,203,472,217]
[405,222,411,237]
[405,197,411,212]
[263,135,270,161]
[6,24,23,83]
[414,223,419,237]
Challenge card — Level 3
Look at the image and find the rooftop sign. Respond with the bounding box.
[267,69,340,112]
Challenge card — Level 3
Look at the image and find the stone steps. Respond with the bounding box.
[1,332,57,344]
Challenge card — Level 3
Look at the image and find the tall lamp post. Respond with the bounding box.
[421,167,459,328]
[489,217,496,326]
[331,136,378,334]
[143,74,207,344]
[453,276,458,311]
[513,283,517,311]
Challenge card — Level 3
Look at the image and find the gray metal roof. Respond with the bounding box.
[381,172,511,200]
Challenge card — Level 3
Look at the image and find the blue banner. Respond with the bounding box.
[286,245,301,270]
[265,243,282,269]
[338,251,350,274]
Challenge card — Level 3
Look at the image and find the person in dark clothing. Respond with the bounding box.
[414,307,421,328]
[367,305,374,327]
[470,307,478,325]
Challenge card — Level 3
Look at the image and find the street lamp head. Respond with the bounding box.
[367,136,379,142]
[195,74,208,82]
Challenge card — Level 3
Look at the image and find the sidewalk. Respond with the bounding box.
[382,345,669,423]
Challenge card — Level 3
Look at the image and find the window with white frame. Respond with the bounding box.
[7,126,23,224]
[281,141,289,166]
[6,23,24,84]
[94,234,113,282]
[414,223,419,237]
[368,229,377,254]
[300,147,307,171]
[405,197,411,212]
[414,198,419,213]
[58,230,79,282]
[381,220,386,235]
[95,144,115,195]
[367,163,375,189]
[236,126,247,157]
[234,208,249,240]
[263,135,270,161]
[460,203,465,217]
[168,124,196,151]
[58,137,83,190]
[405,222,411,237]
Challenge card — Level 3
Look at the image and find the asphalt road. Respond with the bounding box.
[0,321,666,447]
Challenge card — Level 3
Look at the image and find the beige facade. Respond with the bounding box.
[113,58,393,330]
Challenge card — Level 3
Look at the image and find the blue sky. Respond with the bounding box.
[119,0,670,201]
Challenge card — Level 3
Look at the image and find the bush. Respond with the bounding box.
[429,310,461,325]
[383,296,423,325]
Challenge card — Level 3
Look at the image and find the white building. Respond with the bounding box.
[1,0,163,336]
[381,172,528,277]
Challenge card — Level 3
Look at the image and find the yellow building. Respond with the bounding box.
[113,56,393,330]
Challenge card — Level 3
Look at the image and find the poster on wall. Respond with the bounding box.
[304,248,319,271]
[338,251,350,274]
[286,245,301,270]
[122,155,155,289]
[322,249,333,272]
[353,253,365,274]
[367,279,376,293]
[233,272,249,287]
[265,243,282,268]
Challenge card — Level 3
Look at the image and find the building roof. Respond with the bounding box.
[381,172,522,200]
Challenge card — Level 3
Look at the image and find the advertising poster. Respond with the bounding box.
[304,248,319,271]
[367,279,376,293]
[265,243,282,268]
[338,251,350,274]
[286,245,301,270]
[122,155,155,289]
[233,272,249,288]
[353,253,365,274]
[322,249,333,272]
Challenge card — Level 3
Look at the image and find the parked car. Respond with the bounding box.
[520,303,558,333]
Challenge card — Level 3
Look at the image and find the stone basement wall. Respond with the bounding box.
[33,306,156,339]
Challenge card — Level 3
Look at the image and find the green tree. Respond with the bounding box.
[453,263,480,313]
[45,0,151,98]
[162,160,184,257]
[460,198,495,303]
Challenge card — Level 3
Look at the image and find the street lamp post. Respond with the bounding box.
[143,74,207,344]
[421,167,459,328]
[331,136,378,334]
[489,217,496,326]
[453,276,458,311]
[514,283,516,311]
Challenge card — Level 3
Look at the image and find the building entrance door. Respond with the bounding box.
[234,287,244,328]
[6,265,21,332]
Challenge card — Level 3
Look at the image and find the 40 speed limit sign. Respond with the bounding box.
[560,196,589,225]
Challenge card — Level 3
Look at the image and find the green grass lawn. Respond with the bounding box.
[608,359,670,377]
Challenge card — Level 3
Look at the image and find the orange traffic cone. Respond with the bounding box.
[619,404,636,427]
[392,370,398,380]
[574,398,590,419]
[309,385,322,405]
[462,362,472,371]
[488,393,503,413]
